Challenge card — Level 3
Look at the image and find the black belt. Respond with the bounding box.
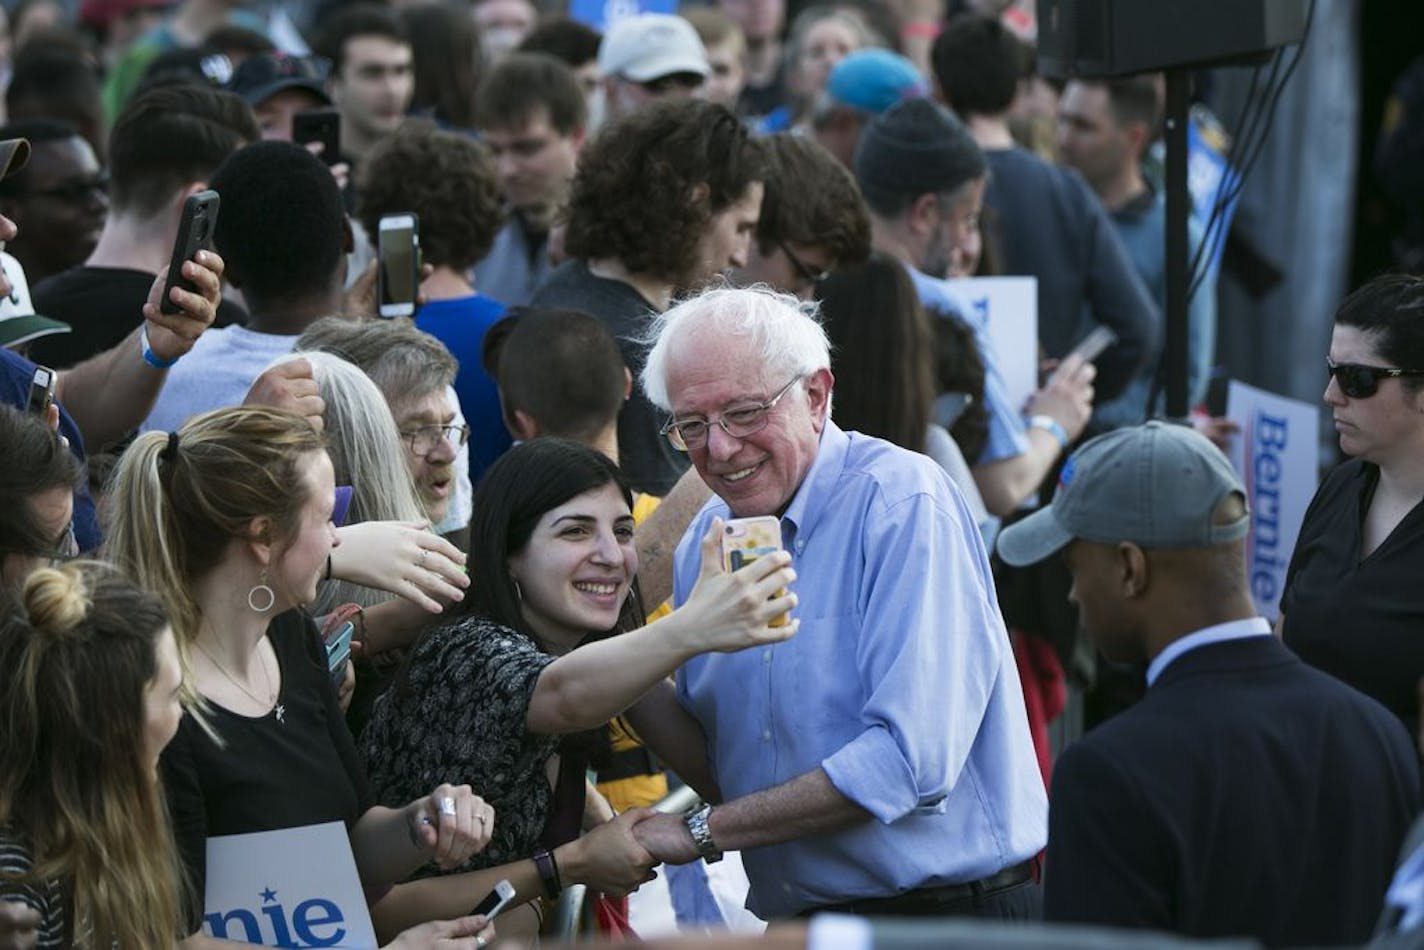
[796,860,1036,918]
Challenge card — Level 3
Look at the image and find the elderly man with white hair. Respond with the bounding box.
[623,285,1046,922]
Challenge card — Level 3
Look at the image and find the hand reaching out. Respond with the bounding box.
[407,784,495,870]
[631,811,700,867]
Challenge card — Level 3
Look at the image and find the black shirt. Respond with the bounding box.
[1282,458,1424,737]
[160,610,370,930]
[29,266,247,369]
[529,259,689,495]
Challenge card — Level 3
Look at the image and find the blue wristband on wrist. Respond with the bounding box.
[1027,414,1069,451]
[140,325,180,369]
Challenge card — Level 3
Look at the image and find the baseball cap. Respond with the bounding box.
[227,53,332,108]
[854,97,985,199]
[599,14,709,83]
[824,49,928,115]
[0,139,30,182]
[996,420,1250,567]
[0,252,71,350]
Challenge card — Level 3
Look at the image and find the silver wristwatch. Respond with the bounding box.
[684,805,723,863]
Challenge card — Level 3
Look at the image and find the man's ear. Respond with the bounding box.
[509,408,540,440]
[804,366,835,431]
[1118,541,1149,598]
[907,192,939,239]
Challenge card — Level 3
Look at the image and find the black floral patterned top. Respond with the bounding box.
[359,616,558,874]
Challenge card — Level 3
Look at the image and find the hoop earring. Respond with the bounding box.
[248,569,276,613]
[512,579,523,603]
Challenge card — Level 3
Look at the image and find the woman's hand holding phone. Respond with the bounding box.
[666,518,799,655]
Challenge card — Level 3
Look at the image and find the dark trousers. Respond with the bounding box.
[796,868,1043,921]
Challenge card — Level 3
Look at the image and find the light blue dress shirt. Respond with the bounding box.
[1144,617,1272,687]
[907,267,1032,467]
[673,421,1047,918]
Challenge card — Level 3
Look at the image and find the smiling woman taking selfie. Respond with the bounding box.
[361,437,797,921]
[1281,274,1424,750]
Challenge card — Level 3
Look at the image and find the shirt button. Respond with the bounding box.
[762,730,772,741]
[763,650,772,664]
[794,540,806,554]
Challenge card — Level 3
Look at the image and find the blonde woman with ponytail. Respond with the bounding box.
[105,405,507,947]
[0,561,185,949]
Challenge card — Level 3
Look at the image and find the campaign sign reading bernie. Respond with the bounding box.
[203,821,378,949]
[1225,380,1319,621]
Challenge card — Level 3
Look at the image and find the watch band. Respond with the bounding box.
[684,805,723,863]
[532,847,562,898]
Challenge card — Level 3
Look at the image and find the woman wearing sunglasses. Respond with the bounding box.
[1280,274,1424,751]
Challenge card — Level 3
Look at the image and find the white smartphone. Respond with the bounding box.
[470,878,516,921]
[1067,325,1118,364]
[377,213,420,318]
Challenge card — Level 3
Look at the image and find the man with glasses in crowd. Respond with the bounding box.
[0,120,108,287]
[625,285,1047,920]
[597,13,710,121]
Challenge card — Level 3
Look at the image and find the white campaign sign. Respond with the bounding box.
[1225,380,1320,621]
[203,821,378,949]
[946,276,1038,415]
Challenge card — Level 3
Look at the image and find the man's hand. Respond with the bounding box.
[561,810,658,896]
[1192,414,1241,454]
[243,357,326,433]
[1027,353,1095,443]
[631,811,699,866]
[142,249,224,364]
[0,900,40,949]
[343,260,436,319]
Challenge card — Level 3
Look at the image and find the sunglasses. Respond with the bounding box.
[1326,358,1424,398]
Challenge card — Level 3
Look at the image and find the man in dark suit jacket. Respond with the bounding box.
[998,421,1421,948]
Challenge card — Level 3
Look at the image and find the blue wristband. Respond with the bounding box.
[140,325,180,369]
[1027,414,1069,451]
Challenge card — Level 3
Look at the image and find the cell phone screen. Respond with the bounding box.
[379,222,418,311]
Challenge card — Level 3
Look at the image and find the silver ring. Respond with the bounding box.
[476,937,487,949]
[439,796,457,817]
[417,549,429,569]
[475,814,486,825]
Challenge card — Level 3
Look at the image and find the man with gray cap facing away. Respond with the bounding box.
[856,97,1095,517]
[599,13,710,120]
[997,420,1420,947]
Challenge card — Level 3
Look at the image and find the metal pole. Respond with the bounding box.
[1163,69,1190,420]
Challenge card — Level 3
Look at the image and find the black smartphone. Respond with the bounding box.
[293,109,341,166]
[27,365,55,416]
[160,190,220,315]
[377,213,420,318]
[471,879,515,921]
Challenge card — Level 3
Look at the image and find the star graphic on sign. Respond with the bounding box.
[260,887,278,904]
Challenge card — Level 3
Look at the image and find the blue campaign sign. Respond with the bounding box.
[569,0,677,32]
[1186,117,1239,276]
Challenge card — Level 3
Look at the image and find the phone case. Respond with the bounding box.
[721,516,789,627]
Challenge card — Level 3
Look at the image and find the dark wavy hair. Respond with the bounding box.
[357,119,504,272]
[563,99,766,284]
[457,438,645,764]
[1335,273,1424,393]
[756,132,870,267]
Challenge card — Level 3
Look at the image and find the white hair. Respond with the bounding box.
[271,350,427,612]
[640,284,832,411]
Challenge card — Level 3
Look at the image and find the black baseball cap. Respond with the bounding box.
[227,53,332,108]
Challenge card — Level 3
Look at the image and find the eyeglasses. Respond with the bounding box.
[24,174,110,204]
[661,375,803,451]
[639,72,705,95]
[778,241,831,291]
[400,423,470,457]
[1326,358,1424,399]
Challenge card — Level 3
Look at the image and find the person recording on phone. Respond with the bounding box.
[141,139,350,434]
[627,285,1046,920]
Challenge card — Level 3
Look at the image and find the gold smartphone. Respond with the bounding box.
[721,516,789,627]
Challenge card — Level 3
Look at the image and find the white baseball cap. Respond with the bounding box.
[598,14,709,83]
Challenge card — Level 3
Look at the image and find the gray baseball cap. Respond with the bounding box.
[996,420,1250,567]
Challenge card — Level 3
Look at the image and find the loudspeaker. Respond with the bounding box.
[1036,0,1308,78]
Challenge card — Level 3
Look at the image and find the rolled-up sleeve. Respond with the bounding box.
[821,487,1004,824]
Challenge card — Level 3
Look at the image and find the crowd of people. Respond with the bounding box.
[0,0,1421,949]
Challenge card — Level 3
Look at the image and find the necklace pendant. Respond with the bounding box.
[275,704,286,723]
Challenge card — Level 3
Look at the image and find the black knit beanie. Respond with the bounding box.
[853,98,987,198]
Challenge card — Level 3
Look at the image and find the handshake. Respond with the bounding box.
[565,808,709,897]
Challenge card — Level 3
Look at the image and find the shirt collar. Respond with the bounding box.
[780,419,850,546]
[1145,617,1273,687]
